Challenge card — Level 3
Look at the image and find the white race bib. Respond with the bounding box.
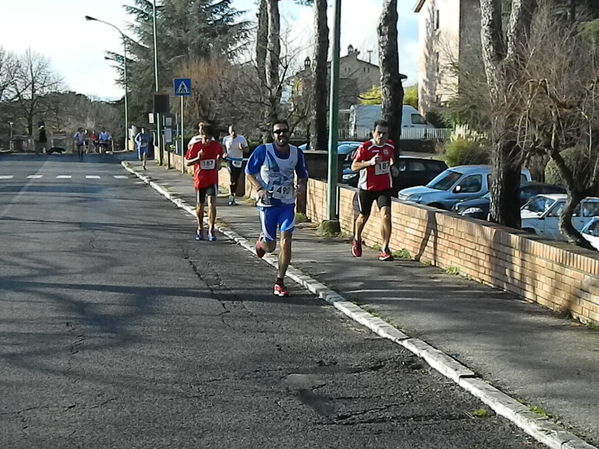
[200,159,216,170]
[271,184,295,201]
[231,160,243,168]
[375,160,390,175]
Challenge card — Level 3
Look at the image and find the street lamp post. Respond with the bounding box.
[85,15,129,151]
[152,0,163,166]
[326,0,342,225]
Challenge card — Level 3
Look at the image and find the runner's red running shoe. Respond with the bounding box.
[351,238,362,257]
[378,248,394,261]
[255,236,265,258]
[273,283,290,297]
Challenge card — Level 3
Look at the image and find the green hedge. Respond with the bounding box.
[444,137,489,167]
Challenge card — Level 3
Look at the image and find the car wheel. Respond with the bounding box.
[522,228,536,234]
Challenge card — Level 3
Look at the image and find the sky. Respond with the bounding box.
[0,0,420,100]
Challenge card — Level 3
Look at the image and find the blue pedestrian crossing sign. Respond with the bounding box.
[173,78,192,96]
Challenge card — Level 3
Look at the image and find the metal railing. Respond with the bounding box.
[347,126,452,141]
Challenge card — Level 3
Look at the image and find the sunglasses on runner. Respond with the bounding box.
[273,129,289,135]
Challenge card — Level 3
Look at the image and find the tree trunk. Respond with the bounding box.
[311,0,329,151]
[489,138,523,228]
[377,0,404,154]
[480,0,535,228]
[256,0,268,90]
[548,142,595,246]
[265,0,281,126]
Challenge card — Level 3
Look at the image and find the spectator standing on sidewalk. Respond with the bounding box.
[350,119,398,261]
[134,127,150,170]
[222,125,249,206]
[73,128,86,159]
[184,122,223,241]
[245,119,309,297]
[36,123,48,155]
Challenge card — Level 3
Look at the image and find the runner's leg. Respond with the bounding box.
[207,193,216,234]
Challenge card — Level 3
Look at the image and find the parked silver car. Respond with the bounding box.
[398,165,532,210]
[521,194,599,239]
[581,217,599,251]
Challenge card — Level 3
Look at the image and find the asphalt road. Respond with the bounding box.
[0,154,545,448]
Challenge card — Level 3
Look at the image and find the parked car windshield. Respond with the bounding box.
[584,218,599,236]
[427,170,462,190]
[410,113,428,125]
[522,196,557,215]
[582,201,599,217]
[338,143,361,156]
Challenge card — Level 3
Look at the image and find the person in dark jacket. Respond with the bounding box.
[36,123,48,155]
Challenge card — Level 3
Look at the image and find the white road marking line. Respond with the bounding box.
[0,175,14,179]
[56,175,72,179]
[85,175,101,179]
[27,175,43,179]
[113,175,129,179]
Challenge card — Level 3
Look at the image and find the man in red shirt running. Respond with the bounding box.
[350,120,398,261]
[184,122,223,241]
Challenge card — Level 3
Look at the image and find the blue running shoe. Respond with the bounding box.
[208,232,217,241]
[195,230,204,241]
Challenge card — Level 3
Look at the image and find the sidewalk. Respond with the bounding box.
[121,156,599,449]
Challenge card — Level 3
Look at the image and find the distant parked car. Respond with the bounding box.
[581,217,599,251]
[521,194,599,239]
[299,141,362,155]
[398,165,533,210]
[453,182,566,220]
[342,154,447,191]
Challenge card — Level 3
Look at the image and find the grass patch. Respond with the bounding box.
[585,321,599,332]
[392,248,411,259]
[528,405,549,418]
[318,220,341,237]
[295,212,309,224]
[241,197,257,207]
[443,266,460,275]
[471,408,490,418]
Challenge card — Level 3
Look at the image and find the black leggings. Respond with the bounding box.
[228,162,243,194]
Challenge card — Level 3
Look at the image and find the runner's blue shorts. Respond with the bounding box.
[259,203,295,242]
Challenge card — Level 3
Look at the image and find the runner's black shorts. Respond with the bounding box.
[357,188,392,216]
[196,184,218,204]
[227,160,244,184]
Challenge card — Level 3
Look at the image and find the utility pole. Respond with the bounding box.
[152,0,162,165]
[325,0,342,229]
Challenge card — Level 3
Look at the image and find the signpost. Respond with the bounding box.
[174,78,192,173]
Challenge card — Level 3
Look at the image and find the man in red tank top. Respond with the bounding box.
[184,122,223,241]
[350,120,398,261]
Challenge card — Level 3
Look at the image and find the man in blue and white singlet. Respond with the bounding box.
[245,119,308,297]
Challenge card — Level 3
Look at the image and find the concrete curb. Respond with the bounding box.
[121,161,597,449]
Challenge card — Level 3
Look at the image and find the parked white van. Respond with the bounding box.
[349,104,436,140]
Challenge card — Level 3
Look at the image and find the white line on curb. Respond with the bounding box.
[120,161,597,449]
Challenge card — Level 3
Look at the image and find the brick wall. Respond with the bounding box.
[314,179,599,325]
